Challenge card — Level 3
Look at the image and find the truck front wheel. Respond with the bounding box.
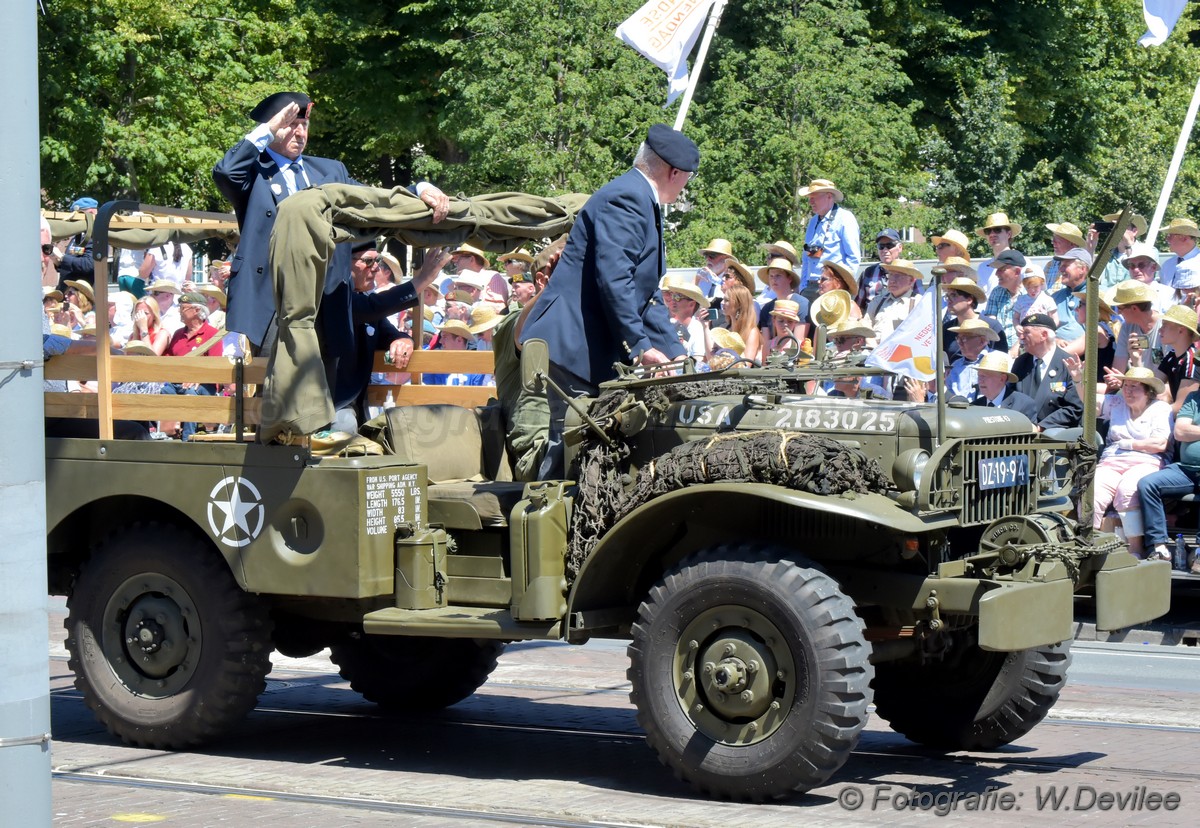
[628,545,874,801]
[65,523,272,748]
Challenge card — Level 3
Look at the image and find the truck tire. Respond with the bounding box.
[627,545,873,801]
[65,523,272,748]
[872,638,1071,750]
[330,635,505,711]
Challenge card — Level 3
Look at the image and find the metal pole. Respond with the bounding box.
[934,280,945,449]
[672,0,727,132]
[0,0,53,823]
[1147,73,1200,244]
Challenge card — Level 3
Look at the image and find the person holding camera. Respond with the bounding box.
[798,179,860,290]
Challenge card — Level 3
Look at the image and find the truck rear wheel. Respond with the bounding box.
[64,523,272,748]
[330,635,505,711]
[627,545,873,801]
[872,637,1071,750]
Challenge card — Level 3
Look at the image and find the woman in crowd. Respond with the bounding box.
[757,258,808,348]
[816,259,863,320]
[127,297,170,355]
[720,261,763,364]
[1067,361,1172,558]
[1071,288,1116,375]
[62,279,95,331]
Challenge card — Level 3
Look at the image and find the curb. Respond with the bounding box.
[1073,619,1200,647]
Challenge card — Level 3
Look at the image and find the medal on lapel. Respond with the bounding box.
[271,183,283,196]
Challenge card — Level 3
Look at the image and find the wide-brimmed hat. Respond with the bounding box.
[1071,288,1114,321]
[195,284,227,308]
[122,341,157,356]
[943,276,987,304]
[1103,212,1149,237]
[436,319,475,340]
[931,229,972,258]
[1046,221,1086,248]
[976,351,1017,382]
[819,258,858,295]
[724,259,755,292]
[948,318,1000,342]
[1162,218,1200,238]
[757,257,800,290]
[43,286,63,302]
[77,323,96,337]
[699,238,734,258]
[50,323,74,338]
[1162,304,1200,339]
[1113,366,1166,396]
[1111,280,1157,307]
[826,319,875,340]
[450,242,490,264]
[811,290,853,326]
[882,259,923,281]
[659,274,710,308]
[451,269,491,290]
[770,299,802,322]
[498,249,533,265]
[709,327,746,353]
[975,212,1023,238]
[145,279,181,296]
[63,280,94,302]
[760,240,799,264]
[379,252,404,281]
[1122,242,1162,269]
[468,304,504,335]
[798,178,844,203]
[934,256,978,282]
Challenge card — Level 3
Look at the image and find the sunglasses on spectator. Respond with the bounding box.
[985,227,1010,235]
[1127,260,1156,270]
[934,242,953,250]
[358,255,380,267]
[666,292,691,302]
[704,252,725,261]
[877,241,898,250]
[945,290,970,299]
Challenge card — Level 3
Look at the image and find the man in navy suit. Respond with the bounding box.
[1010,312,1084,432]
[520,123,699,477]
[970,351,1040,423]
[212,91,449,354]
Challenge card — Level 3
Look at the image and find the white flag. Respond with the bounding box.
[616,0,716,105]
[864,288,938,382]
[1140,0,1188,46]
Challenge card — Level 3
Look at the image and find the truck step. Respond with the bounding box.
[361,605,561,641]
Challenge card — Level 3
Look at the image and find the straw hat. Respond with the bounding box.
[1162,304,1200,339]
[930,229,971,259]
[450,242,490,264]
[760,240,799,265]
[468,304,504,335]
[941,256,978,281]
[436,319,475,339]
[658,274,710,308]
[709,327,746,353]
[195,284,227,308]
[50,323,74,338]
[145,279,181,295]
[1070,288,1115,321]
[1113,366,1166,396]
[826,319,875,340]
[943,276,986,304]
[882,259,923,281]
[819,258,858,295]
[122,341,157,356]
[43,286,63,302]
[810,290,853,326]
[1111,280,1157,307]
[452,269,491,290]
[798,178,845,203]
[757,257,800,290]
[1046,221,1086,248]
[698,238,734,258]
[975,212,1023,238]
[379,252,404,281]
[724,259,755,292]
[77,323,96,337]
[63,280,94,302]
[498,249,534,265]
[1162,218,1200,238]
[948,318,1000,342]
[770,299,802,323]
[976,351,1017,382]
[1103,212,1148,237]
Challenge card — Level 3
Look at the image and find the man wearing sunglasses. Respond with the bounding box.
[854,228,904,311]
[974,212,1022,295]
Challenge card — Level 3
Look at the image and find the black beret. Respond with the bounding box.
[646,124,700,172]
[1021,312,1057,331]
[248,91,313,123]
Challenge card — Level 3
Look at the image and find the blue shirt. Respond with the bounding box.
[801,205,861,287]
[1051,285,1084,341]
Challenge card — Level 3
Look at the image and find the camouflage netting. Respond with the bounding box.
[566,383,893,578]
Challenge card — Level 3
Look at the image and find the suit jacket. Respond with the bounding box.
[332,284,420,412]
[212,139,354,347]
[971,389,1041,422]
[518,169,684,385]
[1011,346,1083,430]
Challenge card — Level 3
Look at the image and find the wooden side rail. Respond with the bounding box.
[44,354,267,385]
[45,392,262,423]
[367,350,498,409]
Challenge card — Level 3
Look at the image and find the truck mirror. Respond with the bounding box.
[521,338,550,393]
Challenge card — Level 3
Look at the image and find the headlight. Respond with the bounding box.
[892,449,931,492]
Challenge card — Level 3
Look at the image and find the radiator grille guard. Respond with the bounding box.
[924,438,1064,526]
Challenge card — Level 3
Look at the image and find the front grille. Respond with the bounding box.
[926,438,1039,526]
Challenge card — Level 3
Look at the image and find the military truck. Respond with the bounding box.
[46,200,1171,802]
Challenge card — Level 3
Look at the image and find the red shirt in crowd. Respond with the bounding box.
[166,322,222,357]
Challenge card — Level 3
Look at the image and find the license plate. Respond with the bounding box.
[978,455,1029,490]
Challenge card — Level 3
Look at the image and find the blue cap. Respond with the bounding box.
[70,197,98,211]
[876,228,901,242]
[646,124,700,172]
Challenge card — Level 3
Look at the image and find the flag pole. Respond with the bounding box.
[1148,72,1200,243]
[672,0,727,131]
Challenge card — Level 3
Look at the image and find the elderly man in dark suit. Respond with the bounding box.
[970,351,1040,422]
[212,91,449,355]
[520,123,699,477]
[1011,313,1084,432]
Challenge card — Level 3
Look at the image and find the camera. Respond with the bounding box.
[1093,220,1116,235]
[803,243,825,259]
